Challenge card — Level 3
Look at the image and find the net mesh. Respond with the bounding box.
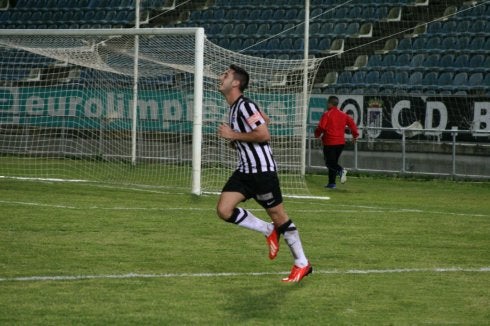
[0,29,322,195]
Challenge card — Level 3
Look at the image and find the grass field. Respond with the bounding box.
[0,174,489,324]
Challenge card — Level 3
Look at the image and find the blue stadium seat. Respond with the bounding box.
[229,38,243,51]
[435,54,455,71]
[468,19,486,36]
[426,36,442,51]
[427,21,441,34]
[407,71,423,89]
[381,53,396,68]
[483,73,490,87]
[468,54,485,72]
[467,36,485,54]
[350,70,366,86]
[394,71,409,88]
[243,23,259,37]
[450,72,468,90]
[379,70,395,85]
[464,72,484,91]
[451,54,470,71]
[421,71,438,88]
[440,21,457,34]
[345,22,360,36]
[315,38,331,53]
[366,54,383,68]
[272,9,286,21]
[394,38,412,53]
[436,72,454,88]
[411,37,427,53]
[364,70,380,87]
[309,22,322,37]
[230,23,246,37]
[409,53,425,69]
[270,23,283,36]
[337,71,352,84]
[220,23,235,36]
[483,56,490,72]
[423,53,440,70]
[396,53,411,69]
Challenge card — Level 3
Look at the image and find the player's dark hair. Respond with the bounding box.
[229,64,249,92]
[327,96,339,107]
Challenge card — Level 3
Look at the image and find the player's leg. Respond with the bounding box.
[323,146,339,186]
[266,204,308,267]
[217,191,273,234]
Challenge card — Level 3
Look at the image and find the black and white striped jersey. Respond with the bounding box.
[228,95,277,173]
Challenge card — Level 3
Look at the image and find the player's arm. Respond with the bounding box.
[314,112,328,138]
[218,123,270,143]
[260,110,271,125]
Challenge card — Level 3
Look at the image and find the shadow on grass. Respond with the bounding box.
[222,280,307,323]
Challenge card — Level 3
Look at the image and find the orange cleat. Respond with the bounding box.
[282,262,312,283]
[266,228,280,260]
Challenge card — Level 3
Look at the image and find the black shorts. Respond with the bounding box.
[222,170,283,209]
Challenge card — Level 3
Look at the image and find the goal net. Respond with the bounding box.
[0,28,321,195]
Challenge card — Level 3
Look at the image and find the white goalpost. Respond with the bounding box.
[0,28,322,196]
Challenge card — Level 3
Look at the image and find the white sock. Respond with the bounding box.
[281,221,308,267]
[232,208,273,236]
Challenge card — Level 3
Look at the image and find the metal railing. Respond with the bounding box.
[306,125,490,180]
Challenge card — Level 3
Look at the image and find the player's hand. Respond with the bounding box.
[218,123,235,141]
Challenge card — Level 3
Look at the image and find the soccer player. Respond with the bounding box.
[314,95,359,189]
[216,64,312,283]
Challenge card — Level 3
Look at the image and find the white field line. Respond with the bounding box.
[1,267,489,283]
[0,199,488,218]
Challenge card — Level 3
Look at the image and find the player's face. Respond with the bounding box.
[218,69,236,95]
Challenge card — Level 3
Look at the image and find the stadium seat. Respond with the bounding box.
[483,56,490,72]
[423,53,440,70]
[450,72,468,90]
[394,37,412,53]
[421,71,438,88]
[426,36,442,51]
[468,54,485,72]
[468,36,485,53]
[366,54,383,68]
[254,23,269,37]
[436,53,455,71]
[427,21,441,34]
[463,72,484,91]
[379,70,395,85]
[411,37,427,53]
[483,73,490,87]
[337,71,352,84]
[451,54,470,71]
[269,23,283,36]
[230,23,246,38]
[394,71,409,89]
[350,70,366,86]
[364,70,381,87]
[407,71,423,88]
[229,38,243,51]
[436,71,454,88]
[396,53,412,69]
[381,53,396,68]
[409,53,425,69]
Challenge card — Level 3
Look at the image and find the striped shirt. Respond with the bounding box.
[228,95,277,173]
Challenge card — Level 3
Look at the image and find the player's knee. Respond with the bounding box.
[216,204,233,221]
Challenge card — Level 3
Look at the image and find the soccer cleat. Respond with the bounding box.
[325,183,336,189]
[282,262,312,283]
[340,168,348,184]
[266,227,280,260]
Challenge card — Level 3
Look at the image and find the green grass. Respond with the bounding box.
[0,175,489,324]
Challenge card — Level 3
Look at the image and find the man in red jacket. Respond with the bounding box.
[314,96,359,189]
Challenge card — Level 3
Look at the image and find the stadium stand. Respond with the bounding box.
[0,0,488,95]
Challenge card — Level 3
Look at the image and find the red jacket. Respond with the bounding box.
[314,106,359,146]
